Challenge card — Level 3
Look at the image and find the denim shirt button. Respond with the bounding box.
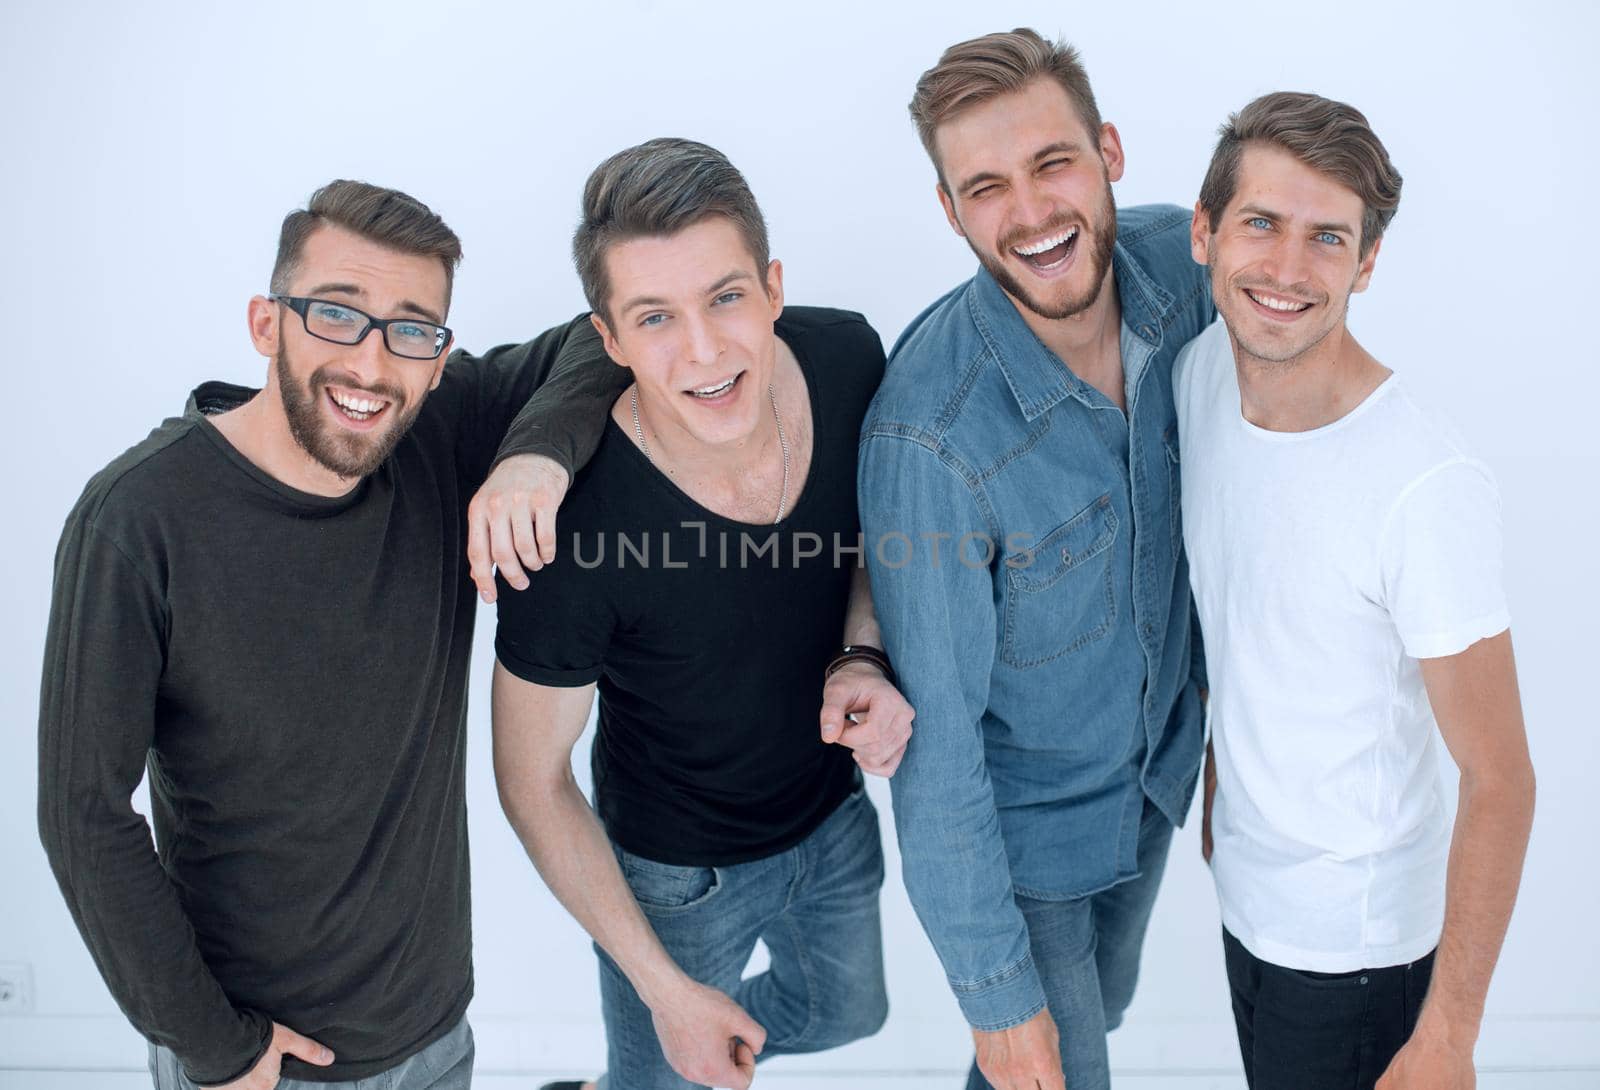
[1142,622,1156,638]
[1140,324,1155,339]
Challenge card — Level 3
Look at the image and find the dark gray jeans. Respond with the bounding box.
[148,1017,472,1090]
[1224,928,1435,1090]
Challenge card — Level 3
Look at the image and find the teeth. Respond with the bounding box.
[1013,227,1077,257]
[1247,290,1309,313]
[331,390,386,414]
[692,378,736,397]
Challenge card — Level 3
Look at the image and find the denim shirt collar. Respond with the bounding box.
[968,241,1178,423]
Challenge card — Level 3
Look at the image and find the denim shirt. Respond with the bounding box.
[858,205,1214,1030]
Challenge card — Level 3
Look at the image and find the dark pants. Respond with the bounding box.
[1223,927,1435,1090]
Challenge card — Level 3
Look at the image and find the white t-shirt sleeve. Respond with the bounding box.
[1378,458,1511,659]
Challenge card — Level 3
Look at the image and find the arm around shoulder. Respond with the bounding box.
[463,315,630,600]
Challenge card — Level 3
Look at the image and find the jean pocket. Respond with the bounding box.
[1000,495,1119,667]
[1276,963,1375,991]
[618,850,724,915]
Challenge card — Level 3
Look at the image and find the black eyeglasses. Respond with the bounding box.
[270,295,452,360]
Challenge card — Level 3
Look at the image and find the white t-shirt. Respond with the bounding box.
[1174,320,1510,972]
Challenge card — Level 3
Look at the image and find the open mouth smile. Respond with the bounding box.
[325,386,393,428]
[1011,226,1079,272]
[684,371,744,404]
[1244,287,1315,319]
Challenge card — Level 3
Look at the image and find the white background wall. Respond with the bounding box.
[3,0,1596,1083]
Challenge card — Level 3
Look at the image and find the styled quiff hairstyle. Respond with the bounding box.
[909,28,1104,187]
[1198,92,1403,257]
[270,180,463,309]
[574,137,771,323]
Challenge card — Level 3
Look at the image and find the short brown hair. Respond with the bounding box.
[270,180,463,309]
[1197,92,1402,257]
[909,28,1104,186]
[573,137,771,323]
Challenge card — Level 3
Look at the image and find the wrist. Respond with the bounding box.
[826,644,896,689]
[1413,1003,1481,1053]
[632,959,695,1011]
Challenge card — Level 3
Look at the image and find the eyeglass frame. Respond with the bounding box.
[269,294,454,361]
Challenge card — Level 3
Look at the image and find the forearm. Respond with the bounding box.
[493,315,628,479]
[501,772,689,1008]
[39,803,270,1082]
[1418,765,1535,1044]
[841,565,883,648]
[858,438,1039,1026]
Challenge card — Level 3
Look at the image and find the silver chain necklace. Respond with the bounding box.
[631,382,791,524]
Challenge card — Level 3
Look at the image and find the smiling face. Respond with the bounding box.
[593,216,784,451]
[934,77,1124,321]
[1194,143,1380,367]
[249,223,452,481]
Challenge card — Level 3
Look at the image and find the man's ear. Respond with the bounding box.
[1097,121,1126,184]
[427,336,453,391]
[937,183,966,239]
[764,258,785,319]
[1190,200,1212,267]
[590,312,632,371]
[1352,236,1382,294]
[247,294,280,357]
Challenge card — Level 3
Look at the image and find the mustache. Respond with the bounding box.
[999,211,1086,253]
[308,365,407,404]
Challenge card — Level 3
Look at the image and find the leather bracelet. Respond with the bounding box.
[825,644,897,689]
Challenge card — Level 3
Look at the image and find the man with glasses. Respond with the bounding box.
[38,179,620,1090]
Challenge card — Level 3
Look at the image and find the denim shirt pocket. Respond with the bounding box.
[617,849,725,915]
[1000,495,1119,668]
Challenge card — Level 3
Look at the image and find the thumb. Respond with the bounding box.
[820,697,846,743]
[730,1040,757,1090]
[733,1008,768,1055]
[273,1025,335,1067]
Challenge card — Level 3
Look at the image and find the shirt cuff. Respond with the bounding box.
[494,645,603,688]
[1400,608,1511,660]
[950,951,1049,1032]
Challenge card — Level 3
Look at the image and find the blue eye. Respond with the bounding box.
[312,302,359,324]
[713,291,742,306]
[1247,217,1271,230]
[392,323,429,340]
[1315,232,1343,246]
[640,313,667,328]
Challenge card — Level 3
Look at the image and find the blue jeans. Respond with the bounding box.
[965,799,1175,1090]
[149,1017,472,1090]
[595,783,888,1089]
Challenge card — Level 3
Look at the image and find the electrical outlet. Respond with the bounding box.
[0,962,33,1013]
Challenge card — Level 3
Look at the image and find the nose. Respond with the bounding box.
[1012,175,1055,232]
[681,312,722,369]
[343,323,392,385]
[1262,233,1313,290]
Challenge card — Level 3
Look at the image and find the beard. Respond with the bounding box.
[276,345,420,480]
[971,176,1118,321]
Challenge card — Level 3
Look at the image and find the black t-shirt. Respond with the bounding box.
[495,307,885,866]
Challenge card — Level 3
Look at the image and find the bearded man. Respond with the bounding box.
[857,29,1214,1090]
